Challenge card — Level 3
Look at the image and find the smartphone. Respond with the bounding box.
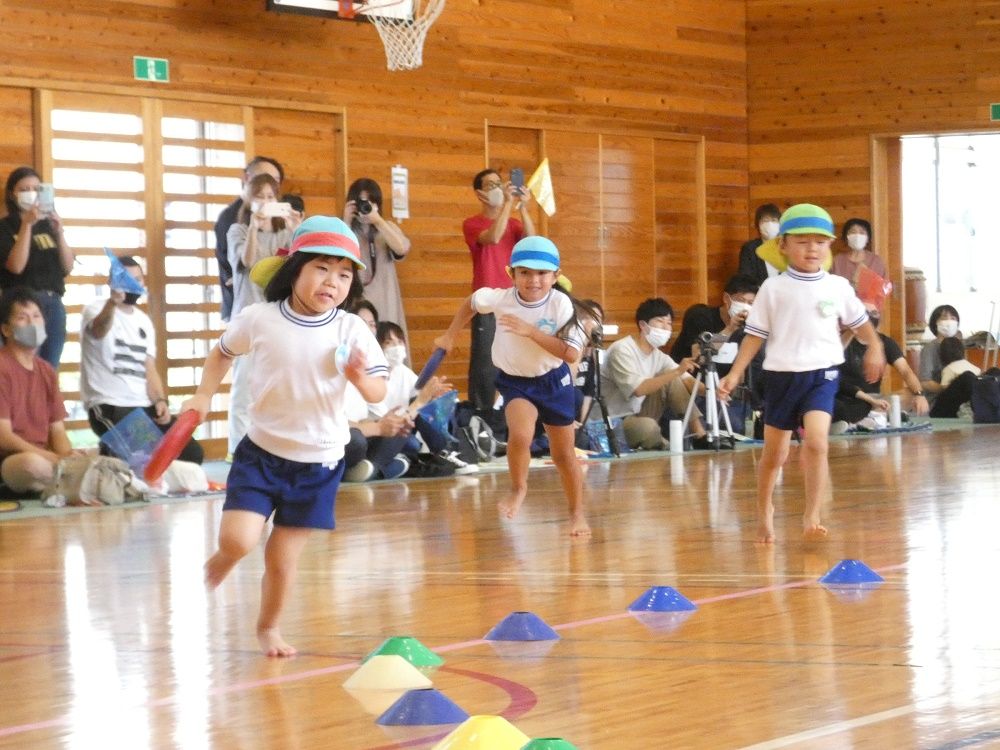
[510,168,524,189]
[261,201,291,218]
[37,183,55,215]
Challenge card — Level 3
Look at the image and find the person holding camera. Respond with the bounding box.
[0,167,75,369]
[602,297,717,450]
[344,178,412,342]
[225,172,297,456]
[671,274,760,433]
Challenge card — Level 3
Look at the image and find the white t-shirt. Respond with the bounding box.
[602,334,683,418]
[220,300,388,464]
[941,359,980,387]
[472,287,583,377]
[79,299,157,409]
[745,269,868,372]
[370,364,418,418]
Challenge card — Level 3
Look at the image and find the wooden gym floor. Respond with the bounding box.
[1,424,999,749]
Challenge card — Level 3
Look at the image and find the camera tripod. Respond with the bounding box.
[580,338,620,457]
[680,338,736,451]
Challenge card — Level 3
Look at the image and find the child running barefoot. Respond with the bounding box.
[435,236,592,537]
[182,217,387,656]
[719,204,885,544]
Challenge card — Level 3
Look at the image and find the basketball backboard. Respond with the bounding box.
[267,0,413,21]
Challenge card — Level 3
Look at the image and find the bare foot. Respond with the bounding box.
[204,552,238,589]
[756,505,775,544]
[802,524,828,542]
[258,627,297,658]
[498,489,526,520]
[569,515,592,537]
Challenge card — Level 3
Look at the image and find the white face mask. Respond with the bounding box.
[383,344,406,367]
[642,324,672,348]
[485,187,504,207]
[937,320,959,338]
[16,191,38,211]
[728,300,752,319]
[846,234,869,252]
[759,220,780,241]
[251,201,264,214]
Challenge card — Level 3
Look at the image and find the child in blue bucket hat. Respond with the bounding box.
[436,235,594,536]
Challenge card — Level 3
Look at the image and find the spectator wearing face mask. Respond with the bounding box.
[919,304,963,403]
[671,274,761,434]
[738,203,782,285]
[462,168,536,416]
[80,256,203,464]
[831,218,888,287]
[601,297,717,450]
[0,167,75,369]
[0,288,76,494]
[831,302,929,431]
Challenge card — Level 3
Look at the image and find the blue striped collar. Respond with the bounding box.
[514,289,552,308]
[785,268,825,281]
[279,299,339,327]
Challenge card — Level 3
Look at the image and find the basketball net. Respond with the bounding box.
[358,0,446,71]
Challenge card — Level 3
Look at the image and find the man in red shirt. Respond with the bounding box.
[0,287,75,494]
[461,168,535,412]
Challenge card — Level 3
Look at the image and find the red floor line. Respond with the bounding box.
[0,561,906,740]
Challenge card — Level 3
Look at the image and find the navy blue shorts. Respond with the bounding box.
[763,368,839,431]
[224,437,345,530]
[496,363,576,427]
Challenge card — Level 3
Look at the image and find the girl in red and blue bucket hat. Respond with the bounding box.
[719,204,885,544]
[182,216,389,657]
[435,235,593,537]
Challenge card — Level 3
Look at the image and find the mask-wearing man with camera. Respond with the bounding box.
[0,287,75,494]
[670,274,761,434]
[461,168,537,418]
[600,297,720,451]
[80,255,203,465]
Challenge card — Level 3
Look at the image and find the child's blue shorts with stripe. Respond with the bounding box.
[496,363,576,427]
[763,368,840,431]
[224,437,345,530]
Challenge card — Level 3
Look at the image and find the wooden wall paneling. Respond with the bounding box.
[252,107,343,218]
[872,135,905,391]
[653,137,704,314]
[542,130,603,307]
[0,86,34,179]
[600,134,656,328]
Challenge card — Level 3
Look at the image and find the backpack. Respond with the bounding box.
[971,368,1000,424]
[43,455,147,507]
[450,401,500,464]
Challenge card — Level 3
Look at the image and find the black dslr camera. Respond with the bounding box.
[356,198,373,215]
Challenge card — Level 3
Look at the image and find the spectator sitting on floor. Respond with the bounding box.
[80,256,204,464]
[671,273,760,434]
[601,297,718,450]
[939,335,980,387]
[0,287,76,494]
[831,302,929,432]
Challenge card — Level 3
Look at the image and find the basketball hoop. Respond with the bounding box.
[357,0,446,71]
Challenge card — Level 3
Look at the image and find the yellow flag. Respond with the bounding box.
[527,158,556,216]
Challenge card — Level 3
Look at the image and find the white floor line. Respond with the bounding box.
[735,704,919,749]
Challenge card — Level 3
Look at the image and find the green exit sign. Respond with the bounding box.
[133,56,169,83]
[991,103,1000,121]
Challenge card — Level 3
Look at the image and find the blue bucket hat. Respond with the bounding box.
[250,215,363,288]
[509,236,560,272]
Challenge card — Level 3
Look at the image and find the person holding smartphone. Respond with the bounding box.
[461,167,536,418]
[225,172,298,455]
[0,167,75,369]
[343,177,412,344]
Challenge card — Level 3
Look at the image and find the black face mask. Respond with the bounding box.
[123,293,142,305]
